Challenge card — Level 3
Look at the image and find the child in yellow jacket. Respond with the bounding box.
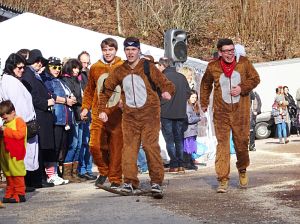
[0,100,27,203]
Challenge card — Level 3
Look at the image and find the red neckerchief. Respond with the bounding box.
[220,58,236,78]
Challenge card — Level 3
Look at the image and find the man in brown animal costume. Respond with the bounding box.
[99,37,175,196]
[200,38,260,193]
[81,38,123,189]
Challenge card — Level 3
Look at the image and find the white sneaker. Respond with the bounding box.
[47,175,65,186]
[55,175,69,184]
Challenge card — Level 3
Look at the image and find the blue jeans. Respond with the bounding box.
[277,122,287,139]
[161,118,185,168]
[137,147,148,172]
[64,122,83,163]
[78,120,93,174]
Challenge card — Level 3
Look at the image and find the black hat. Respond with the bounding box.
[27,49,48,66]
[48,57,62,65]
[124,37,140,48]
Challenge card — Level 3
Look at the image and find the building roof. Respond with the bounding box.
[0,3,23,21]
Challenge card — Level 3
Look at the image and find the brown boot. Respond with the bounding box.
[71,161,86,182]
[62,162,73,182]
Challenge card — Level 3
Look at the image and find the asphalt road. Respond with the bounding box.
[0,136,299,224]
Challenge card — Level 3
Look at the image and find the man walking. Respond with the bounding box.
[99,37,175,197]
[158,57,191,173]
[200,38,260,193]
[81,38,123,188]
[249,91,261,151]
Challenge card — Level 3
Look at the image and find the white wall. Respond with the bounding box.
[254,58,300,112]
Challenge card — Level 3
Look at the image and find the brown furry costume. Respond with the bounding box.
[82,57,123,185]
[99,58,175,188]
[200,56,260,181]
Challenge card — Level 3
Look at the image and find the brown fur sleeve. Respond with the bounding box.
[98,68,121,114]
[200,62,214,108]
[239,57,260,95]
[82,65,96,110]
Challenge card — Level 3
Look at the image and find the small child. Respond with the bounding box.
[0,100,27,203]
[183,90,201,170]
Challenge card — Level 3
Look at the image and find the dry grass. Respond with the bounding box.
[1,0,300,62]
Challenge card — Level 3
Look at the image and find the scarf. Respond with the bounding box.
[220,58,236,78]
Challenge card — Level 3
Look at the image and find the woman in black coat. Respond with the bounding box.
[60,58,85,182]
[21,49,56,188]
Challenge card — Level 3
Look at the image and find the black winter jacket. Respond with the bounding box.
[160,67,191,119]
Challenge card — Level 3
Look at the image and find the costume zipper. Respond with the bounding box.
[131,74,137,107]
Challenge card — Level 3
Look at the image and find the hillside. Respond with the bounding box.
[2,0,300,62]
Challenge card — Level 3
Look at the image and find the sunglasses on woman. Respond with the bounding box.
[49,65,62,70]
[16,66,25,70]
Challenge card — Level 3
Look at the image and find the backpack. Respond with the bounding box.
[143,60,161,97]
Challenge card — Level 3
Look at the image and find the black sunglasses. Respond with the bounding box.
[16,66,25,70]
[49,65,62,70]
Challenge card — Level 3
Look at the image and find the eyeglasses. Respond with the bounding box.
[221,48,235,54]
[16,66,25,70]
[49,65,62,70]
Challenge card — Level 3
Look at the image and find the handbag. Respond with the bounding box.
[26,119,39,139]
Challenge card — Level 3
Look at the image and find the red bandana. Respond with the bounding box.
[220,58,236,78]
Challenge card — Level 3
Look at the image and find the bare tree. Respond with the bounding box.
[116,0,123,36]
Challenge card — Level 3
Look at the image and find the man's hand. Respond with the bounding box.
[99,112,108,122]
[66,97,77,106]
[230,85,241,97]
[48,98,55,106]
[80,108,89,120]
[161,92,171,100]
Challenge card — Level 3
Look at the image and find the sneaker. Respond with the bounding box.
[110,182,121,189]
[285,139,289,144]
[120,183,134,193]
[95,175,107,186]
[217,179,229,193]
[47,175,65,186]
[85,173,97,180]
[239,170,248,188]
[185,164,198,171]
[151,183,162,193]
[54,175,69,184]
